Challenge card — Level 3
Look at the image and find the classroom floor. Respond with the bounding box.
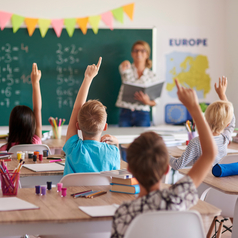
[203,216,232,238]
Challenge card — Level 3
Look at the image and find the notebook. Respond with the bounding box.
[23,163,64,172]
[0,197,39,211]
[79,204,119,217]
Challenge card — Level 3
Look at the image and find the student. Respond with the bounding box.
[0,63,42,151]
[110,79,217,238]
[170,76,235,170]
[63,57,120,176]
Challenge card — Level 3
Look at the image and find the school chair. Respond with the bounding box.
[9,144,51,155]
[124,210,205,238]
[200,154,238,238]
[59,172,111,187]
[231,198,238,238]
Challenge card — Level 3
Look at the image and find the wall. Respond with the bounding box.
[0,0,227,125]
[225,0,238,122]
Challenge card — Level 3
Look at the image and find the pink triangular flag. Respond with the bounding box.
[51,19,64,37]
[0,11,12,30]
[101,11,113,30]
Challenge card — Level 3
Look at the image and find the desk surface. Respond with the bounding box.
[0,185,220,224]
[179,168,238,195]
[7,158,128,177]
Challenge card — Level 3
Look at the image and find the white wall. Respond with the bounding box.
[225,0,238,121]
[0,0,227,124]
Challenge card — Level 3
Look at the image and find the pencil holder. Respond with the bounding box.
[188,131,198,141]
[1,170,19,196]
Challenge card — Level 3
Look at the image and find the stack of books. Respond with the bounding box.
[100,169,140,194]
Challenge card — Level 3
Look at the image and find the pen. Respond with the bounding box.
[71,189,92,196]
[86,191,107,198]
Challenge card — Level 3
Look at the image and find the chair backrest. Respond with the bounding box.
[219,154,238,164]
[9,144,51,155]
[124,210,205,238]
[59,172,111,187]
[231,198,238,238]
[201,187,238,218]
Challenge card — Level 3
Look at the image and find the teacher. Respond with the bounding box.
[116,40,157,127]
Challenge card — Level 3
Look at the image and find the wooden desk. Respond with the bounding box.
[0,185,221,237]
[179,168,238,195]
[8,157,128,187]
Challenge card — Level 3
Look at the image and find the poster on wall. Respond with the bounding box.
[154,26,224,125]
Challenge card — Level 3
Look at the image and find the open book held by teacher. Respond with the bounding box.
[122,81,164,104]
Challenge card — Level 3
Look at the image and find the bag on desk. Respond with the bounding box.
[212,162,238,177]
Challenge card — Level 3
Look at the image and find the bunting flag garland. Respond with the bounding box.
[76,17,89,35]
[64,18,76,37]
[12,14,24,33]
[0,2,134,37]
[25,18,38,36]
[0,11,12,30]
[111,7,124,24]
[51,19,64,37]
[123,3,135,20]
[101,11,113,30]
[38,19,51,38]
[89,15,101,34]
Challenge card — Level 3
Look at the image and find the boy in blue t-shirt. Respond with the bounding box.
[63,57,120,176]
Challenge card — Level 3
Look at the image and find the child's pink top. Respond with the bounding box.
[0,135,42,151]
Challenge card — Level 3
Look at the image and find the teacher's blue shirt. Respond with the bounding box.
[63,135,120,176]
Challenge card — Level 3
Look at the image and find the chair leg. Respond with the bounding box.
[216,219,225,238]
[207,216,217,238]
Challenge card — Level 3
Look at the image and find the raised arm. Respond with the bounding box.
[66,57,102,141]
[214,76,228,101]
[31,63,42,139]
[175,79,217,187]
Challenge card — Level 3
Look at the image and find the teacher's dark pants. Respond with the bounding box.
[118,108,151,127]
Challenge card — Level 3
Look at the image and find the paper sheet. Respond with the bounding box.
[0,197,39,211]
[23,163,64,172]
[227,149,238,154]
[177,146,187,150]
[79,204,119,217]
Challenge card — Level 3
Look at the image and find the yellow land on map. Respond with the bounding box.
[166,55,211,98]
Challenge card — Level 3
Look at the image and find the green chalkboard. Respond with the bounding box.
[0,28,152,126]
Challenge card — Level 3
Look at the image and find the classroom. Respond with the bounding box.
[0,0,238,237]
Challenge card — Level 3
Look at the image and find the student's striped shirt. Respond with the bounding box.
[170,115,236,170]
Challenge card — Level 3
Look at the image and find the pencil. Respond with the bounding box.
[71,189,92,197]
[86,191,107,198]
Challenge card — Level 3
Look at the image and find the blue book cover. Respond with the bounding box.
[110,183,140,194]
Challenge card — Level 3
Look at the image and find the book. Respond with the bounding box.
[111,177,138,185]
[110,183,140,194]
[122,81,164,104]
[0,152,12,159]
[100,169,132,179]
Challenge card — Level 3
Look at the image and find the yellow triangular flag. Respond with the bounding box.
[89,15,101,34]
[38,19,51,37]
[123,3,135,20]
[77,17,89,35]
[25,18,38,36]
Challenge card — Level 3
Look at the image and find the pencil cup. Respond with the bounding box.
[1,170,19,196]
[52,125,62,139]
[188,131,198,141]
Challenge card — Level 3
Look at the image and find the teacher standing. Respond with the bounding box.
[116,40,157,127]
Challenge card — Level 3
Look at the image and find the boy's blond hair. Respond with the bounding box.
[205,100,234,134]
[127,131,169,192]
[77,100,107,137]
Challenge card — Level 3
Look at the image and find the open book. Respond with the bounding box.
[122,81,164,104]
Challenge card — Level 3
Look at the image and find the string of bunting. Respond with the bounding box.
[0,3,134,37]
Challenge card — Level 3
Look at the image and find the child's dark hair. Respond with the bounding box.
[127,131,169,192]
[7,105,36,151]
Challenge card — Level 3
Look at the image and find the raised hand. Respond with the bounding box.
[84,57,102,80]
[31,63,41,83]
[214,76,228,101]
[120,60,131,71]
[175,79,199,112]
[100,134,119,147]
